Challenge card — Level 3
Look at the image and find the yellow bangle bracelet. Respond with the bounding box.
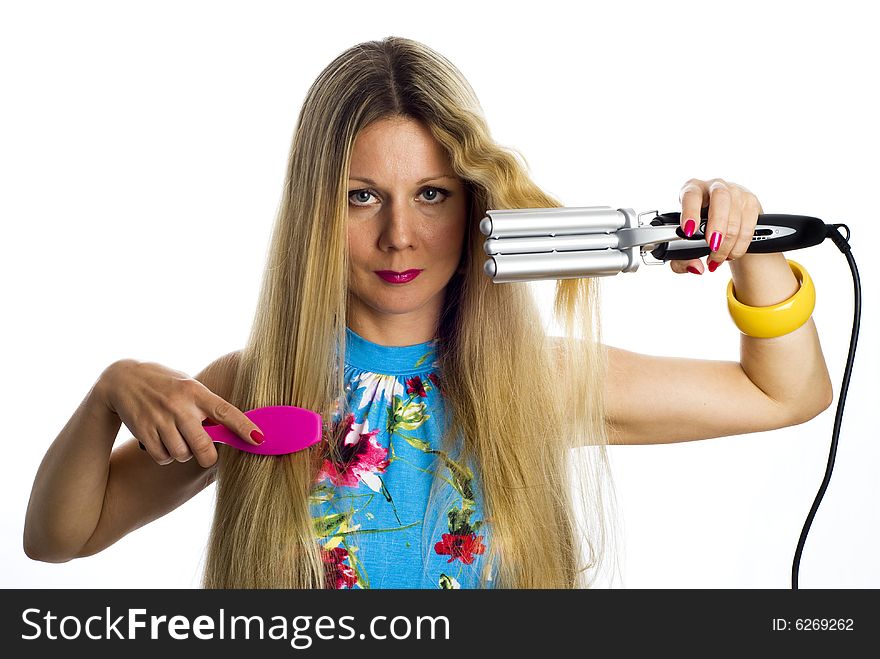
[726,259,816,338]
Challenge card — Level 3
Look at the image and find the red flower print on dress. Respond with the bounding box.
[317,413,390,489]
[434,532,486,565]
[321,546,358,589]
[405,375,427,398]
[428,372,443,396]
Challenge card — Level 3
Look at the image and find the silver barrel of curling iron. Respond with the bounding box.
[480,206,642,283]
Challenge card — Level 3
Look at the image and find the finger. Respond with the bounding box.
[669,259,704,275]
[179,419,219,468]
[727,195,760,260]
[679,180,707,238]
[139,428,173,465]
[709,188,740,270]
[202,392,264,446]
[157,421,193,463]
[705,180,731,271]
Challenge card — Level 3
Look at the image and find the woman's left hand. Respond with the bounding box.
[672,177,764,275]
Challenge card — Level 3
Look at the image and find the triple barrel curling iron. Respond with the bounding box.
[479,202,862,593]
[479,204,830,283]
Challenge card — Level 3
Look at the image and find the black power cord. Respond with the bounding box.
[791,223,860,589]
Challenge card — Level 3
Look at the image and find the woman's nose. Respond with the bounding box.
[378,200,417,249]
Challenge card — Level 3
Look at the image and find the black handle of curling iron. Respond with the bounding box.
[649,206,828,262]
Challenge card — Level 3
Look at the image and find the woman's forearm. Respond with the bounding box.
[728,252,834,420]
[23,364,124,562]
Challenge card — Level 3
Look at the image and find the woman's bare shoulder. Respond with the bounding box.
[193,350,242,397]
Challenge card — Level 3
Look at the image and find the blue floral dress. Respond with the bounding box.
[309,326,492,589]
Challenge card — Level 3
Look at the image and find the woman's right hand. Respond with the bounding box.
[98,359,263,468]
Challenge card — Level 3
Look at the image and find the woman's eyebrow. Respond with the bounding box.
[349,174,457,186]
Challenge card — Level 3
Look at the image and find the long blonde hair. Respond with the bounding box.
[202,36,621,589]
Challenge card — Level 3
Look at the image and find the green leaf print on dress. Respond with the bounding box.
[394,375,487,586]
[311,412,419,589]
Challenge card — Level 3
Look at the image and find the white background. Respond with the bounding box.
[2,0,876,589]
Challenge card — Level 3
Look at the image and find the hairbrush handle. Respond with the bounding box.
[136,405,323,457]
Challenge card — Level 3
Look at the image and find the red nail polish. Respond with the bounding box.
[709,231,723,253]
[687,266,701,275]
[707,260,719,273]
[250,430,265,444]
[684,218,696,237]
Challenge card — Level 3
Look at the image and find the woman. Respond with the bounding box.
[23,36,834,589]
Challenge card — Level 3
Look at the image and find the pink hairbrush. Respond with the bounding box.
[137,405,324,456]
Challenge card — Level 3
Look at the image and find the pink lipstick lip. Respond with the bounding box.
[375,269,422,283]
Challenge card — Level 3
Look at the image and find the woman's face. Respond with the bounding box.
[346,116,468,340]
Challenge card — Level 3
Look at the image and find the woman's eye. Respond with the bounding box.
[420,187,450,203]
[348,189,376,206]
